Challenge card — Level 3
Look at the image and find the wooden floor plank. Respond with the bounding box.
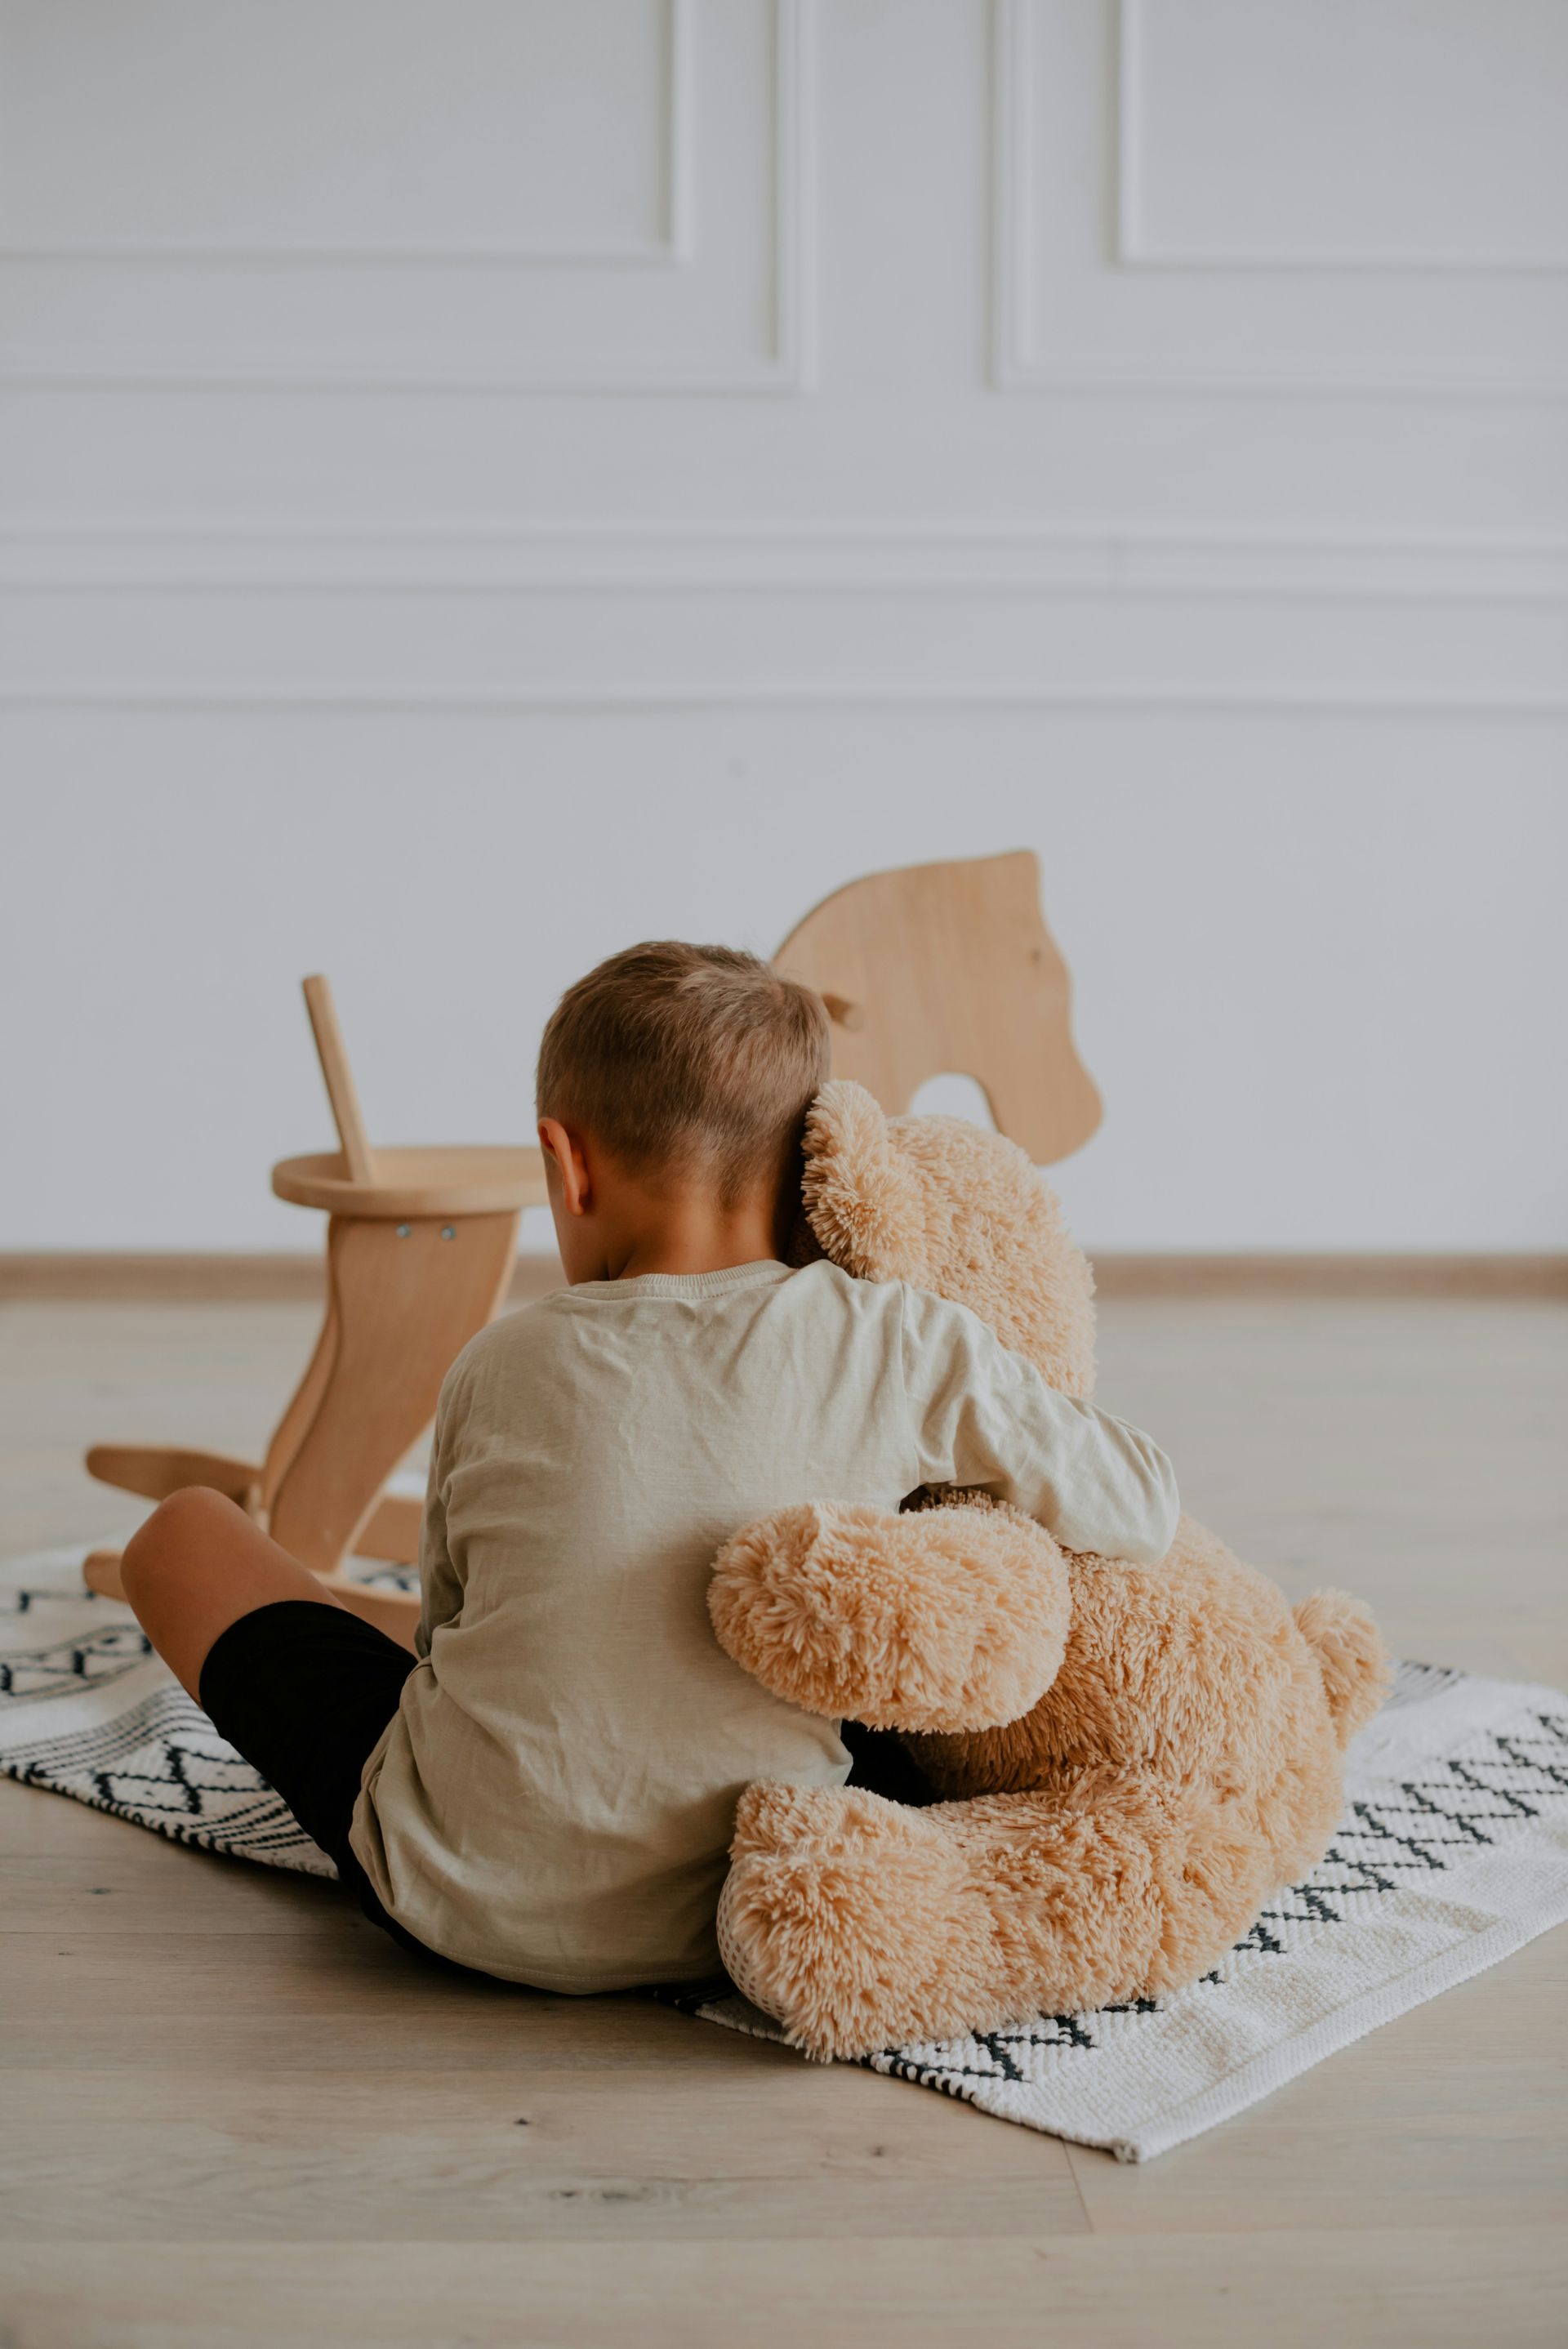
[0,1929,786,2075]
[0,2066,1082,2245]
[5,2229,1566,2349]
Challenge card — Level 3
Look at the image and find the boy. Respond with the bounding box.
[122,942,1178,1991]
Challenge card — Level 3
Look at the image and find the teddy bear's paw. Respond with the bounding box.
[709,1498,1071,1732]
[1294,1589,1392,1748]
[716,1789,986,2059]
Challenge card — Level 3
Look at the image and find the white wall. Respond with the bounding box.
[8,764,1565,1255]
[3,2,1565,1256]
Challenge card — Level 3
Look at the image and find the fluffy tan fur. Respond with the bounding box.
[710,1500,1071,1736]
[797,1085,1098,1398]
[709,1081,1392,2061]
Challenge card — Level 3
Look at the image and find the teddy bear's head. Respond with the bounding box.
[792,1081,1098,1401]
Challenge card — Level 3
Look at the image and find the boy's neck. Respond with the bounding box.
[586,1193,782,1282]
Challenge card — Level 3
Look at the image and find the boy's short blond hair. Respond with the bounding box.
[536,941,831,1206]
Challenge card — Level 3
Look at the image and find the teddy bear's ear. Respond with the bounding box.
[801,1081,929,1281]
[800,1079,1098,1399]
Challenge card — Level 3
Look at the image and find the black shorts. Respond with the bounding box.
[198,1598,935,1977]
[198,1598,458,1968]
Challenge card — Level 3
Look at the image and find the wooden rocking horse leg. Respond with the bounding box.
[257,1291,341,1518]
[265,1209,519,1578]
[83,1549,132,1602]
[256,1277,426,1571]
[84,1445,262,1511]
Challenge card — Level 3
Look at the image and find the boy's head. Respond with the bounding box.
[536,942,831,1278]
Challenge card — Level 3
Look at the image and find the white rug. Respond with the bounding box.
[3,1547,1566,2161]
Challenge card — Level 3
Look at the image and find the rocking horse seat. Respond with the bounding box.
[272,1144,548,1219]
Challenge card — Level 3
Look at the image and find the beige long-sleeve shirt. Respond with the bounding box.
[350,1259,1178,1992]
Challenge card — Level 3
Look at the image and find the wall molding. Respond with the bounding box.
[0,0,695,270]
[0,0,816,396]
[5,1251,1563,1304]
[1088,1255,1568,1301]
[7,519,1561,711]
[991,0,1568,401]
[1114,0,1568,276]
[4,519,1566,602]
[4,684,1564,716]
[0,1253,564,1306]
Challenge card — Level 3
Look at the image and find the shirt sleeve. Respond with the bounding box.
[415,1371,466,1660]
[898,1281,1180,1567]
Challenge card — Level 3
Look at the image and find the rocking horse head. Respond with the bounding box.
[772,850,1102,1168]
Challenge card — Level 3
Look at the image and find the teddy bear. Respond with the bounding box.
[705,1081,1390,2061]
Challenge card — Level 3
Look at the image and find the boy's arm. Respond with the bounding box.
[900,1283,1179,1567]
[415,1380,466,1660]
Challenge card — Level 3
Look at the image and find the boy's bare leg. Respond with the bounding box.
[120,1487,343,1701]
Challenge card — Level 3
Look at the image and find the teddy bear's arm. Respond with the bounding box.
[708,1498,1071,1734]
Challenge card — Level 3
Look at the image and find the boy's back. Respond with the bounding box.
[350,1256,1177,1990]
[118,938,1174,1999]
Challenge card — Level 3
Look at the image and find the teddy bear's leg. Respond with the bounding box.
[708,1500,1069,1734]
[717,1773,1279,2062]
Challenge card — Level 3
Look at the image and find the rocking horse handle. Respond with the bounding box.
[301,974,379,1187]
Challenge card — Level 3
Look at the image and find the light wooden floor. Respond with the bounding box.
[2,1293,1566,2347]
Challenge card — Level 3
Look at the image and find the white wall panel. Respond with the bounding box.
[0,0,812,389]
[997,0,1568,394]
[2,0,1563,1253]
[1120,0,1568,270]
[2,0,682,258]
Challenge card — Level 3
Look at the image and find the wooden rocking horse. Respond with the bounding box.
[773,848,1102,1160]
[83,853,1096,1652]
[82,976,548,1646]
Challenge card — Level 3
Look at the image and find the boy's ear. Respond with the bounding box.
[537,1118,592,1217]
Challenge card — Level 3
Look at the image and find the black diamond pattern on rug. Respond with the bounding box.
[0,1619,154,1703]
[2,1686,328,1870]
